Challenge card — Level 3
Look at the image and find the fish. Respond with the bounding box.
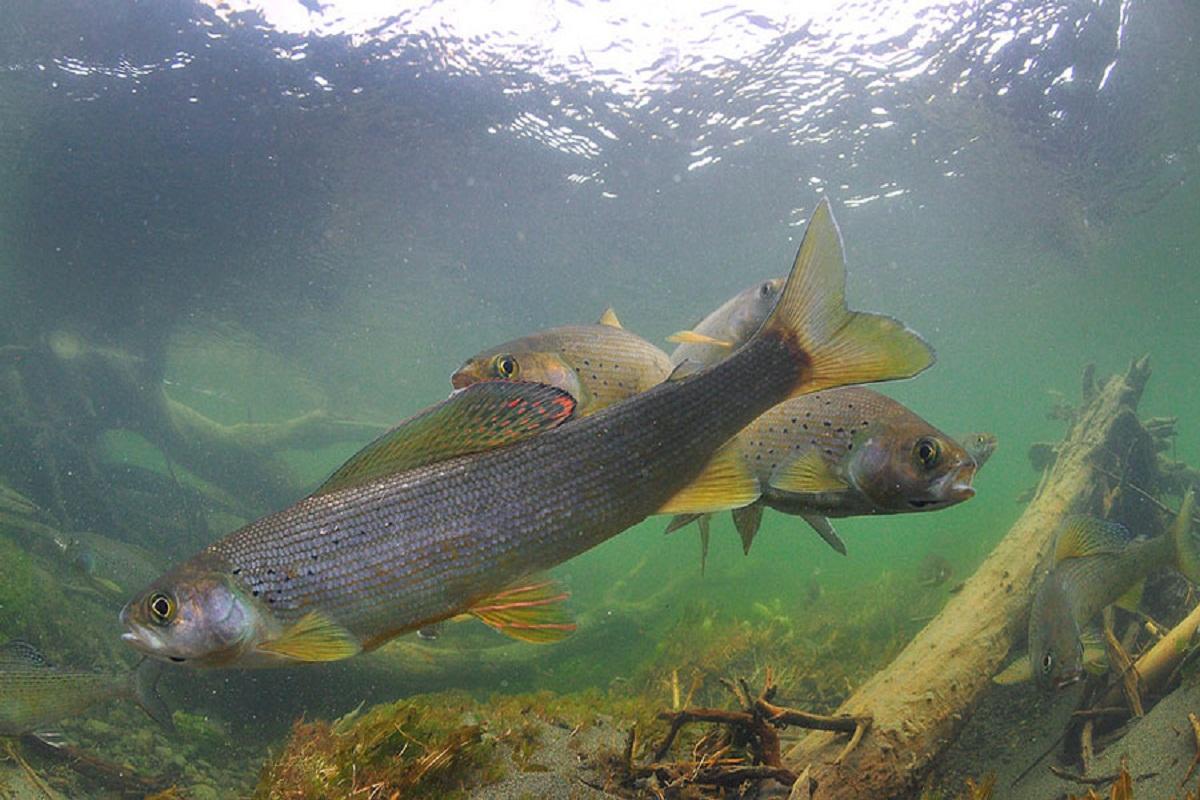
[0,641,172,735]
[450,308,672,416]
[120,198,934,669]
[958,431,998,469]
[667,387,979,561]
[916,553,954,588]
[1020,490,1198,691]
[667,277,784,367]
[57,531,165,599]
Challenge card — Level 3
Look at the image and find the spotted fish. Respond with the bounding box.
[451,309,672,416]
[120,199,934,669]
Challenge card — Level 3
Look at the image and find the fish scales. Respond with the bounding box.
[737,387,896,473]
[0,669,120,735]
[1053,534,1171,620]
[459,325,671,412]
[206,336,802,640]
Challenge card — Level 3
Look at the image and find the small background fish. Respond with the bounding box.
[0,640,172,735]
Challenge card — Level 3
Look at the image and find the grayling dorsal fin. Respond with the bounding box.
[314,381,576,496]
[596,308,622,328]
[0,640,51,668]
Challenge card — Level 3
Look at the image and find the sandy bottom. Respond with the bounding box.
[928,677,1200,798]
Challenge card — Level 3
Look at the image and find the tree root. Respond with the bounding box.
[611,668,868,796]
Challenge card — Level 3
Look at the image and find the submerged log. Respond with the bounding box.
[782,357,1156,799]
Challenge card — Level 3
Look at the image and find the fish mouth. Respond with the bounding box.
[1054,672,1084,690]
[450,370,475,390]
[909,468,977,509]
[121,624,187,663]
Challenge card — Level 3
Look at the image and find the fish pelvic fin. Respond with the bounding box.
[666,330,733,348]
[664,514,702,535]
[597,308,623,328]
[314,382,576,496]
[657,440,760,515]
[800,513,848,556]
[130,659,175,733]
[469,580,576,644]
[752,198,934,396]
[1171,490,1200,582]
[1113,579,1144,613]
[697,514,711,576]
[731,503,763,555]
[256,611,362,662]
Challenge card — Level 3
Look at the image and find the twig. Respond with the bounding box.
[1182,712,1200,786]
[1048,764,1157,785]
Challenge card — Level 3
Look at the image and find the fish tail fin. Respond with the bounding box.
[752,198,935,396]
[1171,489,1199,582]
[130,659,175,733]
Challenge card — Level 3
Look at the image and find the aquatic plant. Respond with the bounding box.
[253,695,504,799]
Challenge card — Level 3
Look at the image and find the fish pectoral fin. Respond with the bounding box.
[800,513,848,556]
[256,611,362,662]
[1080,626,1109,676]
[697,514,711,576]
[665,330,733,348]
[1113,579,1145,613]
[313,382,577,496]
[1053,516,1131,563]
[597,307,623,328]
[992,655,1033,685]
[90,576,125,597]
[769,451,849,494]
[657,442,760,515]
[731,504,763,555]
[469,580,576,644]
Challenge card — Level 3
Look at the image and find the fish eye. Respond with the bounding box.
[1041,652,1053,673]
[492,354,519,379]
[148,592,175,625]
[759,282,773,298]
[915,438,940,468]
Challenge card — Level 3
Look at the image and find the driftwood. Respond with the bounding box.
[0,331,382,536]
[782,357,1161,798]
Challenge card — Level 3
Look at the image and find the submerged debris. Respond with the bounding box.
[603,669,868,797]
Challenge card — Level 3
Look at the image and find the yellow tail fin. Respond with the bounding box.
[753,199,935,395]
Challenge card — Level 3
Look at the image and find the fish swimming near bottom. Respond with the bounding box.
[120,199,934,669]
[0,641,172,735]
[667,387,980,566]
[997,490,1198,691]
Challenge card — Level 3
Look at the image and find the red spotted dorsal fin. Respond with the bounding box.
[314,381,576,496]
[468,579,576,644]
